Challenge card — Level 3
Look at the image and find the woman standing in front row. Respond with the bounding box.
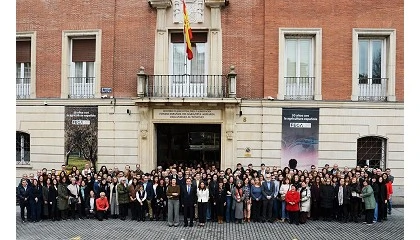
[232,179,245,224]
[242,177,252,223]
[166,178,180,227]
[197,181,209,227]
[360,179,375,225]
[215,180,227,224]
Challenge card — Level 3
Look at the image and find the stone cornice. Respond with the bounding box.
[148,0,172,9]
[205,0,228,8]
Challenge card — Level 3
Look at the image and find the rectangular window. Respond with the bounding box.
[279,29,322,100]
[16,40,31,99]
[169,32,208,97]
[69,38,96,98]
[352,29,396,102]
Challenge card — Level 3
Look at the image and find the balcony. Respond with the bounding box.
[358,78,388,101]
[16,77,31,99]
[68,77,95,98]
[284,77,315,100]
[142,75,228,98]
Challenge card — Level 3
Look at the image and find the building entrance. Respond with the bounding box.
[156,123,221,169]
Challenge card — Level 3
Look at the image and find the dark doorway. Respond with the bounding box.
[156,124,221,169]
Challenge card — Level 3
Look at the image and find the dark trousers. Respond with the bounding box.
[365,209,374,224]
[130,201,138,220]
[350,199,360,222]
[378,201,387,221]
[262,199,273,221]
[119,203,128,220]
[20,201,30,221]
[299,211,308,223]
[69,202,80,219]
[289,210,299,224]
[311,200,321,220]
[138,203,146,220]
[183,205,194,225]
[30,200,42,222]
[210,200,217,221]
[337,204,349,222]
[198,202,208,223]
[97,210,107,221]
[322,207,333,221]
[251,199,262,222]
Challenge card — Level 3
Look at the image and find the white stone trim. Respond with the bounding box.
[278,28,322,100]
[16,31,37,98]
[351,28,396,101]
[61,30,102,98]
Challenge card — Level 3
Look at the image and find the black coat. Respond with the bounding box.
[48,185,58,204]
[17,185,31,205]
[334,185,351,205]
[320,184,335,209]
[30,185,43,203]
[215,187,226,216]
[310,183,321,203]
[371,182,379,202]
[209,181,218,201]
[181,184,197,207]
[377,182,388,203]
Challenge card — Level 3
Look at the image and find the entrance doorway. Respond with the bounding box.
[156,123,221,169]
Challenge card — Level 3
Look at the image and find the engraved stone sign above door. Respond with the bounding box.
[173,0,204,24]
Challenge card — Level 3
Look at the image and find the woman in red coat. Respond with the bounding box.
[285,184,301,225]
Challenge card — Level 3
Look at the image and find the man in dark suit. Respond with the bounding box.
[17,179,31,222]
[181,178,197,227]
[258,163,267,178]
[261,173,276,223]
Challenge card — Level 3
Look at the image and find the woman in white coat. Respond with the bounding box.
[197,181,209,227]
[299,181,311,224]
[109,177,119,218]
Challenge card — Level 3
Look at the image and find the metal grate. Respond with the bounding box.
[357,136,386,169]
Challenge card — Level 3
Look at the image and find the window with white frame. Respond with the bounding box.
[62,30,101,99]
[352,29,396,102]
[169,32,208,97]
[16,131,30,165]
[279,29,322,101]
[16,40,31,99]
[69,38,96,98]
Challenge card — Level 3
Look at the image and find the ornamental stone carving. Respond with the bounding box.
[173,0,204,24]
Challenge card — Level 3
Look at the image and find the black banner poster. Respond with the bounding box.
[282,108,319,171]
[64,106,98,169]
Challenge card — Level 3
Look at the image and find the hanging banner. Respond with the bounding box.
[281,108,319,171]
[65,106,98,169]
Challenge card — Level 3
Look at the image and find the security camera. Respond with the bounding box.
[267,96,274,100]
[43,101,48,105]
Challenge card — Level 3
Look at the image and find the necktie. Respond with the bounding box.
[188,186,190,194]
[267,182,270,189]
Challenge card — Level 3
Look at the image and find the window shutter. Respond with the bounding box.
[171,32,208,43]
[72,39,96,62]
[16,41,31,63]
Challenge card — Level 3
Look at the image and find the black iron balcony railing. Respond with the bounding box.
[145,75,228,98]
[16,77,31,99]
[68,77,95,98]
[284,77,315,100]
[358,77,388,101]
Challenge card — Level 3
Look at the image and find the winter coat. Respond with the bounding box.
[232,187,245,219]
[320,184,335,209]
[349,182,361,200]
[334,184,351,205]
[285,190,300,212]
[377,183,388,204]
[117,183,130,204]
[109,182,119,206]
[310,183,321,204]
[57,183,69,210]
[299,187,311,212]
[361,185,375,210]
[385,182,393,200]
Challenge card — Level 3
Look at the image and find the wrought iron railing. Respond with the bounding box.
[16,77,31,99]
[145,75,227,98]
[284,77,315,100]
[358,77,388,101]
[68,77,95,98]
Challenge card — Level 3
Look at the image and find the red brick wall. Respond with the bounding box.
[16,0,403,101]
[262,0,404,101]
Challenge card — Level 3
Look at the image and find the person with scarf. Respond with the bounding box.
[232,179,245,224]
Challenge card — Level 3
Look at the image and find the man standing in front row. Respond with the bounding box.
[182,178,197,227]
[262,173,276,223]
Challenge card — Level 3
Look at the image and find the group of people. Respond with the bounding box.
[16,160,394,227]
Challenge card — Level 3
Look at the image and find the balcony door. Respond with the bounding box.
[170,32,207,97]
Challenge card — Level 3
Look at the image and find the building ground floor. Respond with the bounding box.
[16,98,404,196]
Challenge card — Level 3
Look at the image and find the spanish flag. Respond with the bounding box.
[183,0,193,60]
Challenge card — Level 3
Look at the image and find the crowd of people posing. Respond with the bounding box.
[16,161,394,227]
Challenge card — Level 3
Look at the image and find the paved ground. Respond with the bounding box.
[16,207,404,240]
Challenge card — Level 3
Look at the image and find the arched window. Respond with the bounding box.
[357,136,386,169]
[16,131,30,164]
